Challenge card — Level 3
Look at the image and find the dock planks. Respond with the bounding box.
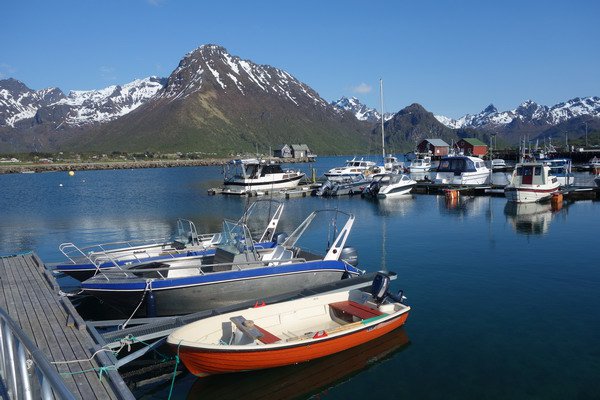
[0,253,132,399]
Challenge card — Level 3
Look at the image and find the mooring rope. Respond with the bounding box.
[119,279,153,330]
[167,341,182,400]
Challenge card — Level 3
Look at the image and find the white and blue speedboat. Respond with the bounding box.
[52,200,284,281]
[80,210,363,317]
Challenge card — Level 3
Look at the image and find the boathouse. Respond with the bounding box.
[457,138,488,156]
[273,144,292,158]
[291,144,311,159]
[417,139,450,156]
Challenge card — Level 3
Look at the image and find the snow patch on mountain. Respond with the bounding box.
[331,96,393,123]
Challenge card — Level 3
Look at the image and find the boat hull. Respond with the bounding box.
[505,186,559,203]
[377,183,416,198]
[223,173,304,191]
[175,311,409,376]
[82,266,357,317]
[433,171,489,185]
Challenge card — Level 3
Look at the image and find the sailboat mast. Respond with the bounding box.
[380,79,385,161]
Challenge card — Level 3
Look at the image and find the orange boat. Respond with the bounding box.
[167,273,410,376]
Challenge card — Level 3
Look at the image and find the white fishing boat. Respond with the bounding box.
[544,159,573,186]
[408,156,432,173]
[489,159,509,172]
[223,159,305,191]
[433,155,490,185]
[504,162,560,203]
[324,158,377,182]
[362,173,416,198]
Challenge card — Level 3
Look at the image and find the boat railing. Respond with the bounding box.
[88,245,197,275]
[0,307,76,400]
[95,256,310,281]
[58,242,95,265]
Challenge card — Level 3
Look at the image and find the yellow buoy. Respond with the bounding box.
[68,170,75,176]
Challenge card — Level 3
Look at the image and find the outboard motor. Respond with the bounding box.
[340,247,358,267]
[371,272,405,304]
[316,181,333,197]
[273,232,288,245]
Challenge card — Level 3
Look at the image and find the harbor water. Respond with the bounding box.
[1,157,599,399]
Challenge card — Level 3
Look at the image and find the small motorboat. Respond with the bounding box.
[433,155,490,185]
[316,174,368,197]
[53,200,284,281]
[588,156,600,174]
[167,272,410,377]
[324,158,376,182]
[362,173,416,198]
[80,210,363,317]
[504,162,560,203]
[408,156,432,173]
[543,159,574,186]
[223,159,305,192]
[489,159,510,172]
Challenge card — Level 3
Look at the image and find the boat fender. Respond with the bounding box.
[146,284,157,318]
[313,330,328,339]
[253,301,266,308]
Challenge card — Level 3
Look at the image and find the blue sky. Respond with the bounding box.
[2,0,598,118]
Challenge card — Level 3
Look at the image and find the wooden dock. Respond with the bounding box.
[0,253,133,399]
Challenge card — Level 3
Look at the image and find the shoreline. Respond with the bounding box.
[0,157,314,175]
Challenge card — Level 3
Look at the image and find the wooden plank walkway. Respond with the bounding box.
[0,253,133,399]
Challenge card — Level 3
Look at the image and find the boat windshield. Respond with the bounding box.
[437,157,476,173]
[219,220,253,254]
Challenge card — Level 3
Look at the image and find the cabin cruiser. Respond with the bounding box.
[408,156,432,173]
[383,155,405,173]
[433,155,490,185]
[544,159,573,186]
[53,200,284,281]
[223,159,304,191]
[80,210,363,317]
[324,158,376,182]
[362,173,416,198]
[504,162,560,203]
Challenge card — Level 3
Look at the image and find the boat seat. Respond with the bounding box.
[230,316,280,344]
[329,301,383,321]
[209,233,223,246]
[261,245,285,262]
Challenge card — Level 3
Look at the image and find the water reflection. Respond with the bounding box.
[504,202,555,235]
[440,195,490,217]
[184,328,410,400]
[376,195,416,216]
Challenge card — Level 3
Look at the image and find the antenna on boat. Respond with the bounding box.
[380,79,386,162]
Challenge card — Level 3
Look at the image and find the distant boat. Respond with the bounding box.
[408,156,432,173]
[504,162,560,203]
[433,155,490,185]
[316,174,367,197]
[167,272,410,377]
[223,159,304,191]
[489,159,510,172]
[324,158,377,182]
[543,159,574,186]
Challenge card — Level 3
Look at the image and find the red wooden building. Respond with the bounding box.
[416,139,450,156]
[457,138,488,156]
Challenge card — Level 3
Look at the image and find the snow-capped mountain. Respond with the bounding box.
[0,79,65,127]
[435,97,600,130]
[47,44,370,154]
[159,44,328,110]
[331,96,393,123]
[0,76,165,129]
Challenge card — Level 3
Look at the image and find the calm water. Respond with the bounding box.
[1,158,599,399]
